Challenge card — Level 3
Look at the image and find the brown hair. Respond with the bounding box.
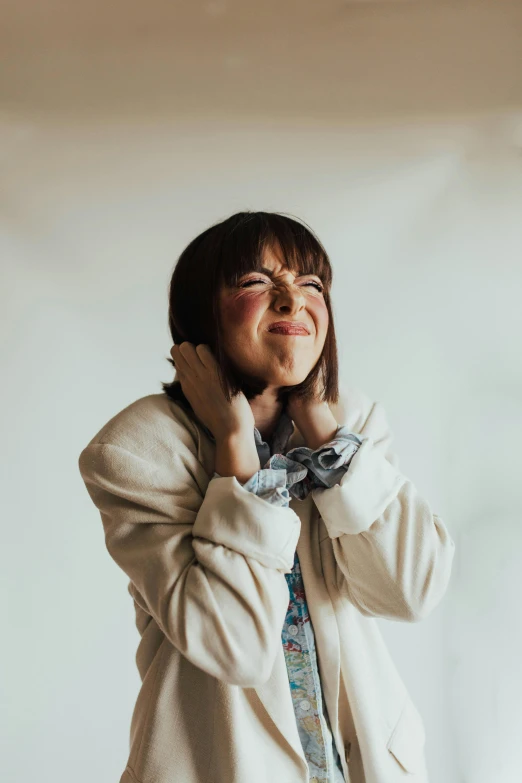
[161,211,339,406]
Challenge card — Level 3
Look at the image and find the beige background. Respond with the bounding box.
[2,2,521,782]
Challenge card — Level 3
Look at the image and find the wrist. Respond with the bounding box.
[214,431,261,484]
[293,405,339,451]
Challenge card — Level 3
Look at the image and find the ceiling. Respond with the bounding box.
[1,0,521,122]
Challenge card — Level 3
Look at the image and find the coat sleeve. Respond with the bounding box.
[78,438,300,687]
[311,400,455,622]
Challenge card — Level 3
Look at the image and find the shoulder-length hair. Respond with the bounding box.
[161,210,339,407]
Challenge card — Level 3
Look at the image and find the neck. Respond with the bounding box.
[249,386,284,441]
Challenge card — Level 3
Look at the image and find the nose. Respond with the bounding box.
[272,283,306,315]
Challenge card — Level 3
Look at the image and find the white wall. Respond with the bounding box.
[3,111,521,783]
[2,2,522,782]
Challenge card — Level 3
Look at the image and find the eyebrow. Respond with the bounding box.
[253,266,318,278]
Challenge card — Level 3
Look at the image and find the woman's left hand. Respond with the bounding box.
[286,386,339,451]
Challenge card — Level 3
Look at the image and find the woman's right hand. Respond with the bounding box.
[170,342,255,442]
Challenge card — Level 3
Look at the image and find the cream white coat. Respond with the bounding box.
[78,385,455,783]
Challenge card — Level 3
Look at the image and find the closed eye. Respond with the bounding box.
[240,278,324,292]
[304,281,324,292]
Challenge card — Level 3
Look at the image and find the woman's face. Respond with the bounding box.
[218,245,329,388]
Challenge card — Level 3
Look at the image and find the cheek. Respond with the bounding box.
[311,299,329,335]
[220,292,263,330]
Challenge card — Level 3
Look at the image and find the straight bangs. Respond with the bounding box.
[215,212,333,292]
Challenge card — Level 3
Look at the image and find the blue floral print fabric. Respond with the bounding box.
[238,412,362,505]
[283,548,347,783]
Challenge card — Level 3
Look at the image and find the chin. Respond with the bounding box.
[230,354,315,390]
[266,370,310,387]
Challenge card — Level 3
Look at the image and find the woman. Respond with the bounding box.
[79,211,455,783]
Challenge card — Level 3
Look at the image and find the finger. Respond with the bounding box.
[178,342,209,378]
[195,343,219,372]
[171,344,192,376]
[178,342,214,383]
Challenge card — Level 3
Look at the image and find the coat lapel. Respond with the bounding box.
[253,492,345,781]
[252,509,309,775]
[252,650,309,776]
